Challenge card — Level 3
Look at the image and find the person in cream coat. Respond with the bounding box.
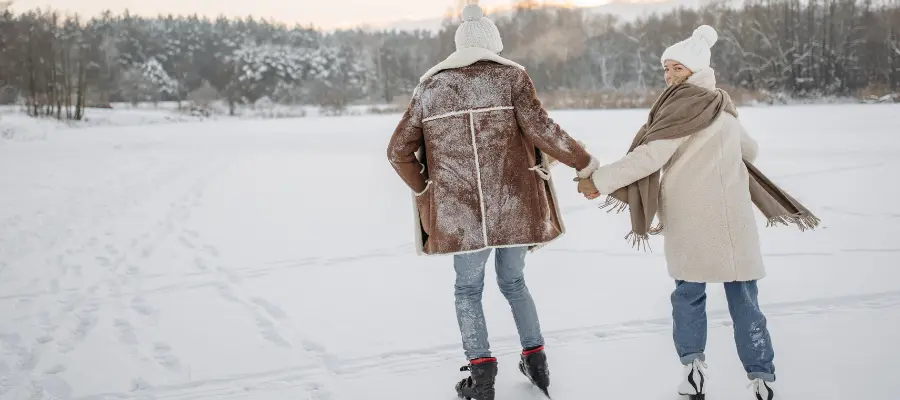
[586,25,779,400]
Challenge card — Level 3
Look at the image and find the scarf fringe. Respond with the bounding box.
[625,231,652,252]
[766,212,821,231]
[602,196,662,251]
[598,196,629,214]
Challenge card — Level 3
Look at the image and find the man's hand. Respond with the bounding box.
[575,177,601,200]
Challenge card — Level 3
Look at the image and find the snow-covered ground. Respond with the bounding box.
[0,102,412,142]
[1,104,899,400]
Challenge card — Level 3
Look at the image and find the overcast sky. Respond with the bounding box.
[10,1,612,29]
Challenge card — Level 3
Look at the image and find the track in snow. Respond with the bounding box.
[74,289,900,400]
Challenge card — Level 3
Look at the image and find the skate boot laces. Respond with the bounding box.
[691,359,709,376]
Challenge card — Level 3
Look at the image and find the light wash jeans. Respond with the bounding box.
[454,247,544,360]
[672,280,776,382]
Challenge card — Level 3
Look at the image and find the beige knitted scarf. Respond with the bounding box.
[601,82,820,249]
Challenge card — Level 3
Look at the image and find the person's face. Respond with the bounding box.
[664,60,692,86]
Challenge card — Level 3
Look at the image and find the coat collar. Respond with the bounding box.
[687,68,717,91]
[419,47,525,83]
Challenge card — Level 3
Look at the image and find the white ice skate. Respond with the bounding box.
[748,378,776,400]
[677,358,708,400]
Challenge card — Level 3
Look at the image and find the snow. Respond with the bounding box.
[0,105,206,141]
[0,103,400,142]
[1,104,899,400]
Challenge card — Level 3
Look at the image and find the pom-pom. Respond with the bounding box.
[461,4,484,22]
[693,25,718,48]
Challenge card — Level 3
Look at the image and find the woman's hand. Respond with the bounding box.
[575,177,601,200]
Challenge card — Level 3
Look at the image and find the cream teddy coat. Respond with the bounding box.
[591,68,765,283]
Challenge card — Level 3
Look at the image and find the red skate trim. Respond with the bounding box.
[522,346,544,356]
[470,357,497,365]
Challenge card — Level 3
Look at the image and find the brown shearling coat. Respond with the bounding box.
[387,58,591,255]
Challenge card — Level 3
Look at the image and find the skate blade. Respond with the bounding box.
[539,387,553,399]
[519,363,552,399]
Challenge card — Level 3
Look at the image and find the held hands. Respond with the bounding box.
[574,176,601,200]
[574,155,602,200]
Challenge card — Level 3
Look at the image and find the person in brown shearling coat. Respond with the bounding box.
[385,5,598,400]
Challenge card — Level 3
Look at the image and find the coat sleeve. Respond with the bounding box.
[386,95,428,194]
[512,71,594,174]
[591,137,688,194]
[738,121,759,163]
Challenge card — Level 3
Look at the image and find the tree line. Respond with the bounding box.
[0,0,897,120]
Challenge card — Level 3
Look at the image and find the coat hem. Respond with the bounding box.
[668,272,766,283]
[416,233,565,257]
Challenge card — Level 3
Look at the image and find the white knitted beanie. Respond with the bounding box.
[454,4,503,53]
[660,25,719,73]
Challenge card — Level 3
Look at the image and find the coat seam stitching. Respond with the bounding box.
[423,106,514,123]
[716,128,738,279]
[469,111,490,247]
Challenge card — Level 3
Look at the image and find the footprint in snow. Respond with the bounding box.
[216,283,239,302]
[114,319,138,345]
[130,377,152,391]
[17,348,38,372]
[301,339,327,354]
[194,257,208,271]
[203,245,220,258]
[152,343,181,371]
[255,316,292,348]
[306,382,331,400]
[44,364,65,375]
[41,375,73,399]
[16,298,32,310]
[96,256,112,268]
[59,303,100,353]
[35,336,54,344]
[141,246,154,259]
[224,268,243,284]
[252,298,287,320]
[179,236,196,249]
[131,296,157,318]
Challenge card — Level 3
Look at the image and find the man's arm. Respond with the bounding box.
[386,97,428,194]
[512,71,596,178]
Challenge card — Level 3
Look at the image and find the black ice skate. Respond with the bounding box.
[519,346,551,399]
[455,357,498,400]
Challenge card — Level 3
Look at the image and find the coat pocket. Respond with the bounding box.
[415,182,434,236]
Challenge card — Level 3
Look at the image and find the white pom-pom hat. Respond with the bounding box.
[455,4,504,53]
[660,25,719,72]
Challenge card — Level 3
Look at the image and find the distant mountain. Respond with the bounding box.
[370,0,706,33]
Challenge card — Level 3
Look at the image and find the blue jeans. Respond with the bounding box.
[454,247,544,360]
[672,280,776,382]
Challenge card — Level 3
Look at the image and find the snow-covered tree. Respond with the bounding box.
[3,0,900,115]
[141,58,178,102]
